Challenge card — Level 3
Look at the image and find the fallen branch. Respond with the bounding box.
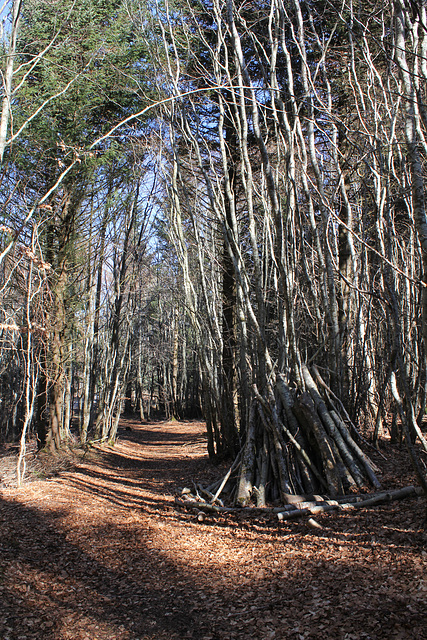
[175,485,424,521]
[277,485,424,520]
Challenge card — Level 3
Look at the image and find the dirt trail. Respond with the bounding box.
[0,419,426,640]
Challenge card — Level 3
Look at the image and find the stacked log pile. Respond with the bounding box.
[231,365,382,507]
[192,365,385,511]
[176,365,426,522]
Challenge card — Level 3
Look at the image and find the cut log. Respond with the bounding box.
[328,435,361,491]
[176,486,424,522]
[293,392,343,496]
[276,375,318,493]
[312,364,386,461]
[257,401,293,498]
[276,485,424,521]
[329,409,381,489]
[255,430,269,507]
[237,402,257,506]
[302,365,368,489]
[209,452,241,503]
[309,366,382,484]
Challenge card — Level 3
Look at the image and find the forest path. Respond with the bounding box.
[0,419,426,640]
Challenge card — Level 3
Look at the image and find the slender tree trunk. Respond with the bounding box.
[0,0,21,163]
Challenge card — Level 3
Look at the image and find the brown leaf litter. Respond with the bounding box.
[0,419,426,640]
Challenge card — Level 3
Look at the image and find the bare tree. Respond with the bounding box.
[154,0,427,501]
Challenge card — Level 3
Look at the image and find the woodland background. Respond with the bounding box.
[1,0,427,501]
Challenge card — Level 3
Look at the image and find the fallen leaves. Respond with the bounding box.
[0,420,426,640]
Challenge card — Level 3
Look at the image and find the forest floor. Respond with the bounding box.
[0,419,426,640]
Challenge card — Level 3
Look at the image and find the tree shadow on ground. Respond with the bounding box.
[117,421,208,448]
[0,493,426,640]
[60,425,427,549]
[56,423,216,511]
[1,423,426,640]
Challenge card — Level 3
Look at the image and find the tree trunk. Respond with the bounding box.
[0,0,21,163]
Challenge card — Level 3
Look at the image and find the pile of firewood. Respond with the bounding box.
[182,364,387,511]
[176,364,426,522]
[234,364,382,507]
